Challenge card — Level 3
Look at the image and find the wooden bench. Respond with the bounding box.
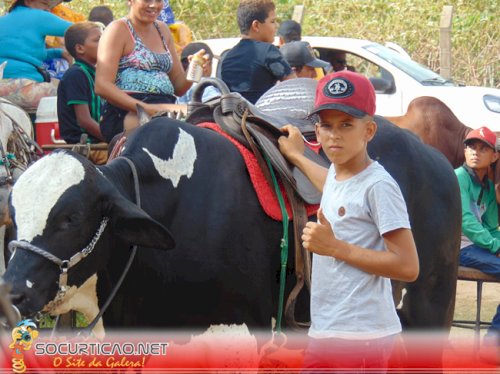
[41,143,108,151]
[452,266,500,332]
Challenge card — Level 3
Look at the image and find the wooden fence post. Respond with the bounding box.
[439,5,453,79]
[292,5,305,25]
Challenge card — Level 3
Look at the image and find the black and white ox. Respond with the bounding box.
[3,116,461,333]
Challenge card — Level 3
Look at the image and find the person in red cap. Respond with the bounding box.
[278,70,419,371]
[455,126,500,355]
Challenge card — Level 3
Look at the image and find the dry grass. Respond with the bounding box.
[451,279,499,339]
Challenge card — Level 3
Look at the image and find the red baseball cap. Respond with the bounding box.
[464,126,497,150]
[311,70,376,118]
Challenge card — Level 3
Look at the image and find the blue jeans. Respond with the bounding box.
[460,245,500,334]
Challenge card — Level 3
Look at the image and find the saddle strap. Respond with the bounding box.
[241,110,311,330]
[282,181,311,330]
[240,110,274,188]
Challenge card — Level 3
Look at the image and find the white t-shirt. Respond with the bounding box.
[309,161,411,339]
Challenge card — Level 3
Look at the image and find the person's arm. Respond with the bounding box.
[302,208,419,282]
[492,162,500,204]
[278,125,328,192]
[40,10,72,36]
[46,48,63,59]
[73,104,104,142]
[267,44,297,82]
[456,169,500,254]
[157,22,192,97]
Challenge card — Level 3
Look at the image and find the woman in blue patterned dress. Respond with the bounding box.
[95,0,194,143]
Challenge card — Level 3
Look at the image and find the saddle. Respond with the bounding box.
[187,78,325,330]
[187,78,329,205]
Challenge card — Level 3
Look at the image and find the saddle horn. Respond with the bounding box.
[186,78,231,125]
[190,77,230,104]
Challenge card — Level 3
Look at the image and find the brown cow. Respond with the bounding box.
[385,96,473,169]
[386,96,500,203]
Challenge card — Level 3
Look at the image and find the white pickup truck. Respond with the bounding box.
[202,36,500,131]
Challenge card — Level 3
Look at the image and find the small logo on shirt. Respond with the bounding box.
[338,206,346,217]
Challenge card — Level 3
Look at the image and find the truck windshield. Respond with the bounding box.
[363,44,456,86]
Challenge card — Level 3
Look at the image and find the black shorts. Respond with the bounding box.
[100,92,176,143]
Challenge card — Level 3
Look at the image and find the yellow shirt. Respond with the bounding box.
[46,4,86,48]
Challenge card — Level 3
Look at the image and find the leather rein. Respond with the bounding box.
[238,110,311,330]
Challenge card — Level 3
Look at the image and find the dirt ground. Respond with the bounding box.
[451,279,499,339]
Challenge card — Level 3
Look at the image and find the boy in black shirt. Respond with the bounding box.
[57,21,107,164]
[221,0,295,104]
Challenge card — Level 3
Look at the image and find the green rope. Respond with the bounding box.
[264,153,289,334]
[0,153,16,166]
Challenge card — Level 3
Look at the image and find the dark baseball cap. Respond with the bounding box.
[277,20,301,41]
[311,70,376,118]
[280,41,330,69]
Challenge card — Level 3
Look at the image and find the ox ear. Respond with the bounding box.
[107,195,175,250]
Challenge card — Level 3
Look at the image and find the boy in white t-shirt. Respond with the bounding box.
[278,71,419,371]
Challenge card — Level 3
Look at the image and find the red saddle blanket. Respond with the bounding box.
[199,122,319,221]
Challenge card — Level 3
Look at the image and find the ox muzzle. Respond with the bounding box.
[7,217,109,318]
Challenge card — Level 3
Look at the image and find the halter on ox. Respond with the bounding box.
[8,156,142,338]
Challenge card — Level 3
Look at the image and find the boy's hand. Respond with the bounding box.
[278,125,305,163]
[302,208,337,257]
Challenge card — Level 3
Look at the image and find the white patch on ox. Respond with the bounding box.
[396,287,407,310]
[142,128,196,188]
[11,153,85,243]
[168,324,259,368]
[26,280,33,289]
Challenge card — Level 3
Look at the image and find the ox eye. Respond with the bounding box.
[59,213,80,229]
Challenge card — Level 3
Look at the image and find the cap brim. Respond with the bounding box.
[310,103,368,118]
[305,59,331,69]
[464,137,496,150]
